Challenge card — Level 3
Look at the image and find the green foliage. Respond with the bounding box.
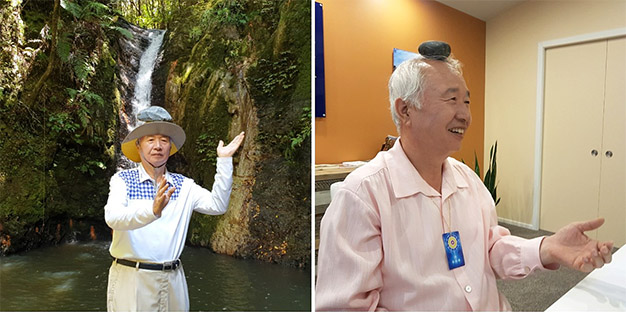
[83,90,104,107]
[81,1,111,19]
[61,0,110,21]
[61,0,83,19]
[111,0,174,29]
[76,159,106,176]
[252,51,298,97]
[465,142,501,206]
[0,0,120,255]
[202,0,249,29]
[282,106,311,162]
[183,0,261,66]
[109,26,133,39]
[187,214,220,247]
[48,111,80,134]
[188,26,203,42]
[57,32,72,62]
[0,0,29,107]
[22,10,48,43]
[72,51,92,82]
[195,133,219,166]
[61,0,133,39]
[484,142,501,206]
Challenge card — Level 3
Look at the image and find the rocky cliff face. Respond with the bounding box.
[159,0,311,267]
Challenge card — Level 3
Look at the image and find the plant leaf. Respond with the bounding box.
[473,151,480,178]
[57,33,72,63]
[111,26,133,39]
[61,0,83,19]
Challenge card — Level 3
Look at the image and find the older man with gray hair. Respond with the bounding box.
[315,41,613,311]
[105,106,244,311]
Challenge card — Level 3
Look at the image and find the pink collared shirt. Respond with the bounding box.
[316,139,553,311]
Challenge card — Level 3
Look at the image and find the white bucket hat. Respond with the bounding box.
[121,106,186,163]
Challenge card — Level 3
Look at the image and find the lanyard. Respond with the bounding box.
[430,196,452,233]
[431,195,466,270]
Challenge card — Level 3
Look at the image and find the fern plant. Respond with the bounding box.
[60,0,132,39]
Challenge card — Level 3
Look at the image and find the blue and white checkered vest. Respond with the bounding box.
[118,169,185,201]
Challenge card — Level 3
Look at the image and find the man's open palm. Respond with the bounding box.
[217,131,245,157]
[541,218,613,272]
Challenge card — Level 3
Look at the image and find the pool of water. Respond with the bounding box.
[0,241,310,311]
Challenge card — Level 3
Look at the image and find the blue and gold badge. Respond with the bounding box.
[442,231,465,270]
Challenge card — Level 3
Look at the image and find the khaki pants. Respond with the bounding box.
[107,260,189,311]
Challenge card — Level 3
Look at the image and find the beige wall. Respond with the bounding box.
[485,0,626,225]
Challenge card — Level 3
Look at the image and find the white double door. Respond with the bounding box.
[541,37,626,247]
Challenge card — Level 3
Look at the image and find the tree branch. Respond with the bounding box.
[25,0,61,107]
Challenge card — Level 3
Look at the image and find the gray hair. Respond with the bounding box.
[388,55,463,131]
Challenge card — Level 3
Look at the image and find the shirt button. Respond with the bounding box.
[524,266,531,274]
[465,285,472,293]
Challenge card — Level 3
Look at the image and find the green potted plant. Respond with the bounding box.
[465,141,501,206]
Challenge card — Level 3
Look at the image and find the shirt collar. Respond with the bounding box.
[441,158,469,201]
[137,163,171,184]
[383,137,468,199]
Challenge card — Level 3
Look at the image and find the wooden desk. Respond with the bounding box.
[315,163,364,181]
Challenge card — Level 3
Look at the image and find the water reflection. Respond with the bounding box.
[0,241,310,311]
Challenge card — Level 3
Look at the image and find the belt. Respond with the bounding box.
[114,258,181,271]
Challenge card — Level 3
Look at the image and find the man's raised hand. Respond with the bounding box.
[217,131,245,158]
[153,174,175,217]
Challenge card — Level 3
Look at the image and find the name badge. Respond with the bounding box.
[442,231,465,270]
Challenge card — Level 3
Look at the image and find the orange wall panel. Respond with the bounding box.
[315,0,486,171]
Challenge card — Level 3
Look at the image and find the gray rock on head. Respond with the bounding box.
[137,106,173,122]
[418,41,451,61]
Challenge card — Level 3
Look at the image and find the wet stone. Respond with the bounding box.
[418,41,451,60]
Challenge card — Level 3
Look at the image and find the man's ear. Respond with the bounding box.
[394,98,411,124]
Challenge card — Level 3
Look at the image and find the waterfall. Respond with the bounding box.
[117,28,166,170]
[129,29,166,131]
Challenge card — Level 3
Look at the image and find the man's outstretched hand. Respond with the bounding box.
[217,131,245,158]
[540,218,613,272]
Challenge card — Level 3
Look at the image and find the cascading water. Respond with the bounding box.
[117,28,166,170]
[129,30,165,130]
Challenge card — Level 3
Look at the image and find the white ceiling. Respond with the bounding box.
[436,0,526,21]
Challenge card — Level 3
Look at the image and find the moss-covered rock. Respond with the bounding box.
[159,0,310,267]
[0,0,121,255]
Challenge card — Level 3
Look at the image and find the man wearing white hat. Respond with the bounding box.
[104,106,245,311]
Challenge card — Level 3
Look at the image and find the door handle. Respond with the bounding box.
[591,149,598,156]
[605,151,613,158]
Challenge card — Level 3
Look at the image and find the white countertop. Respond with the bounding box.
[546,247,626,311]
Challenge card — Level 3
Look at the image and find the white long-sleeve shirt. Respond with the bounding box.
[105,157,233,262]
